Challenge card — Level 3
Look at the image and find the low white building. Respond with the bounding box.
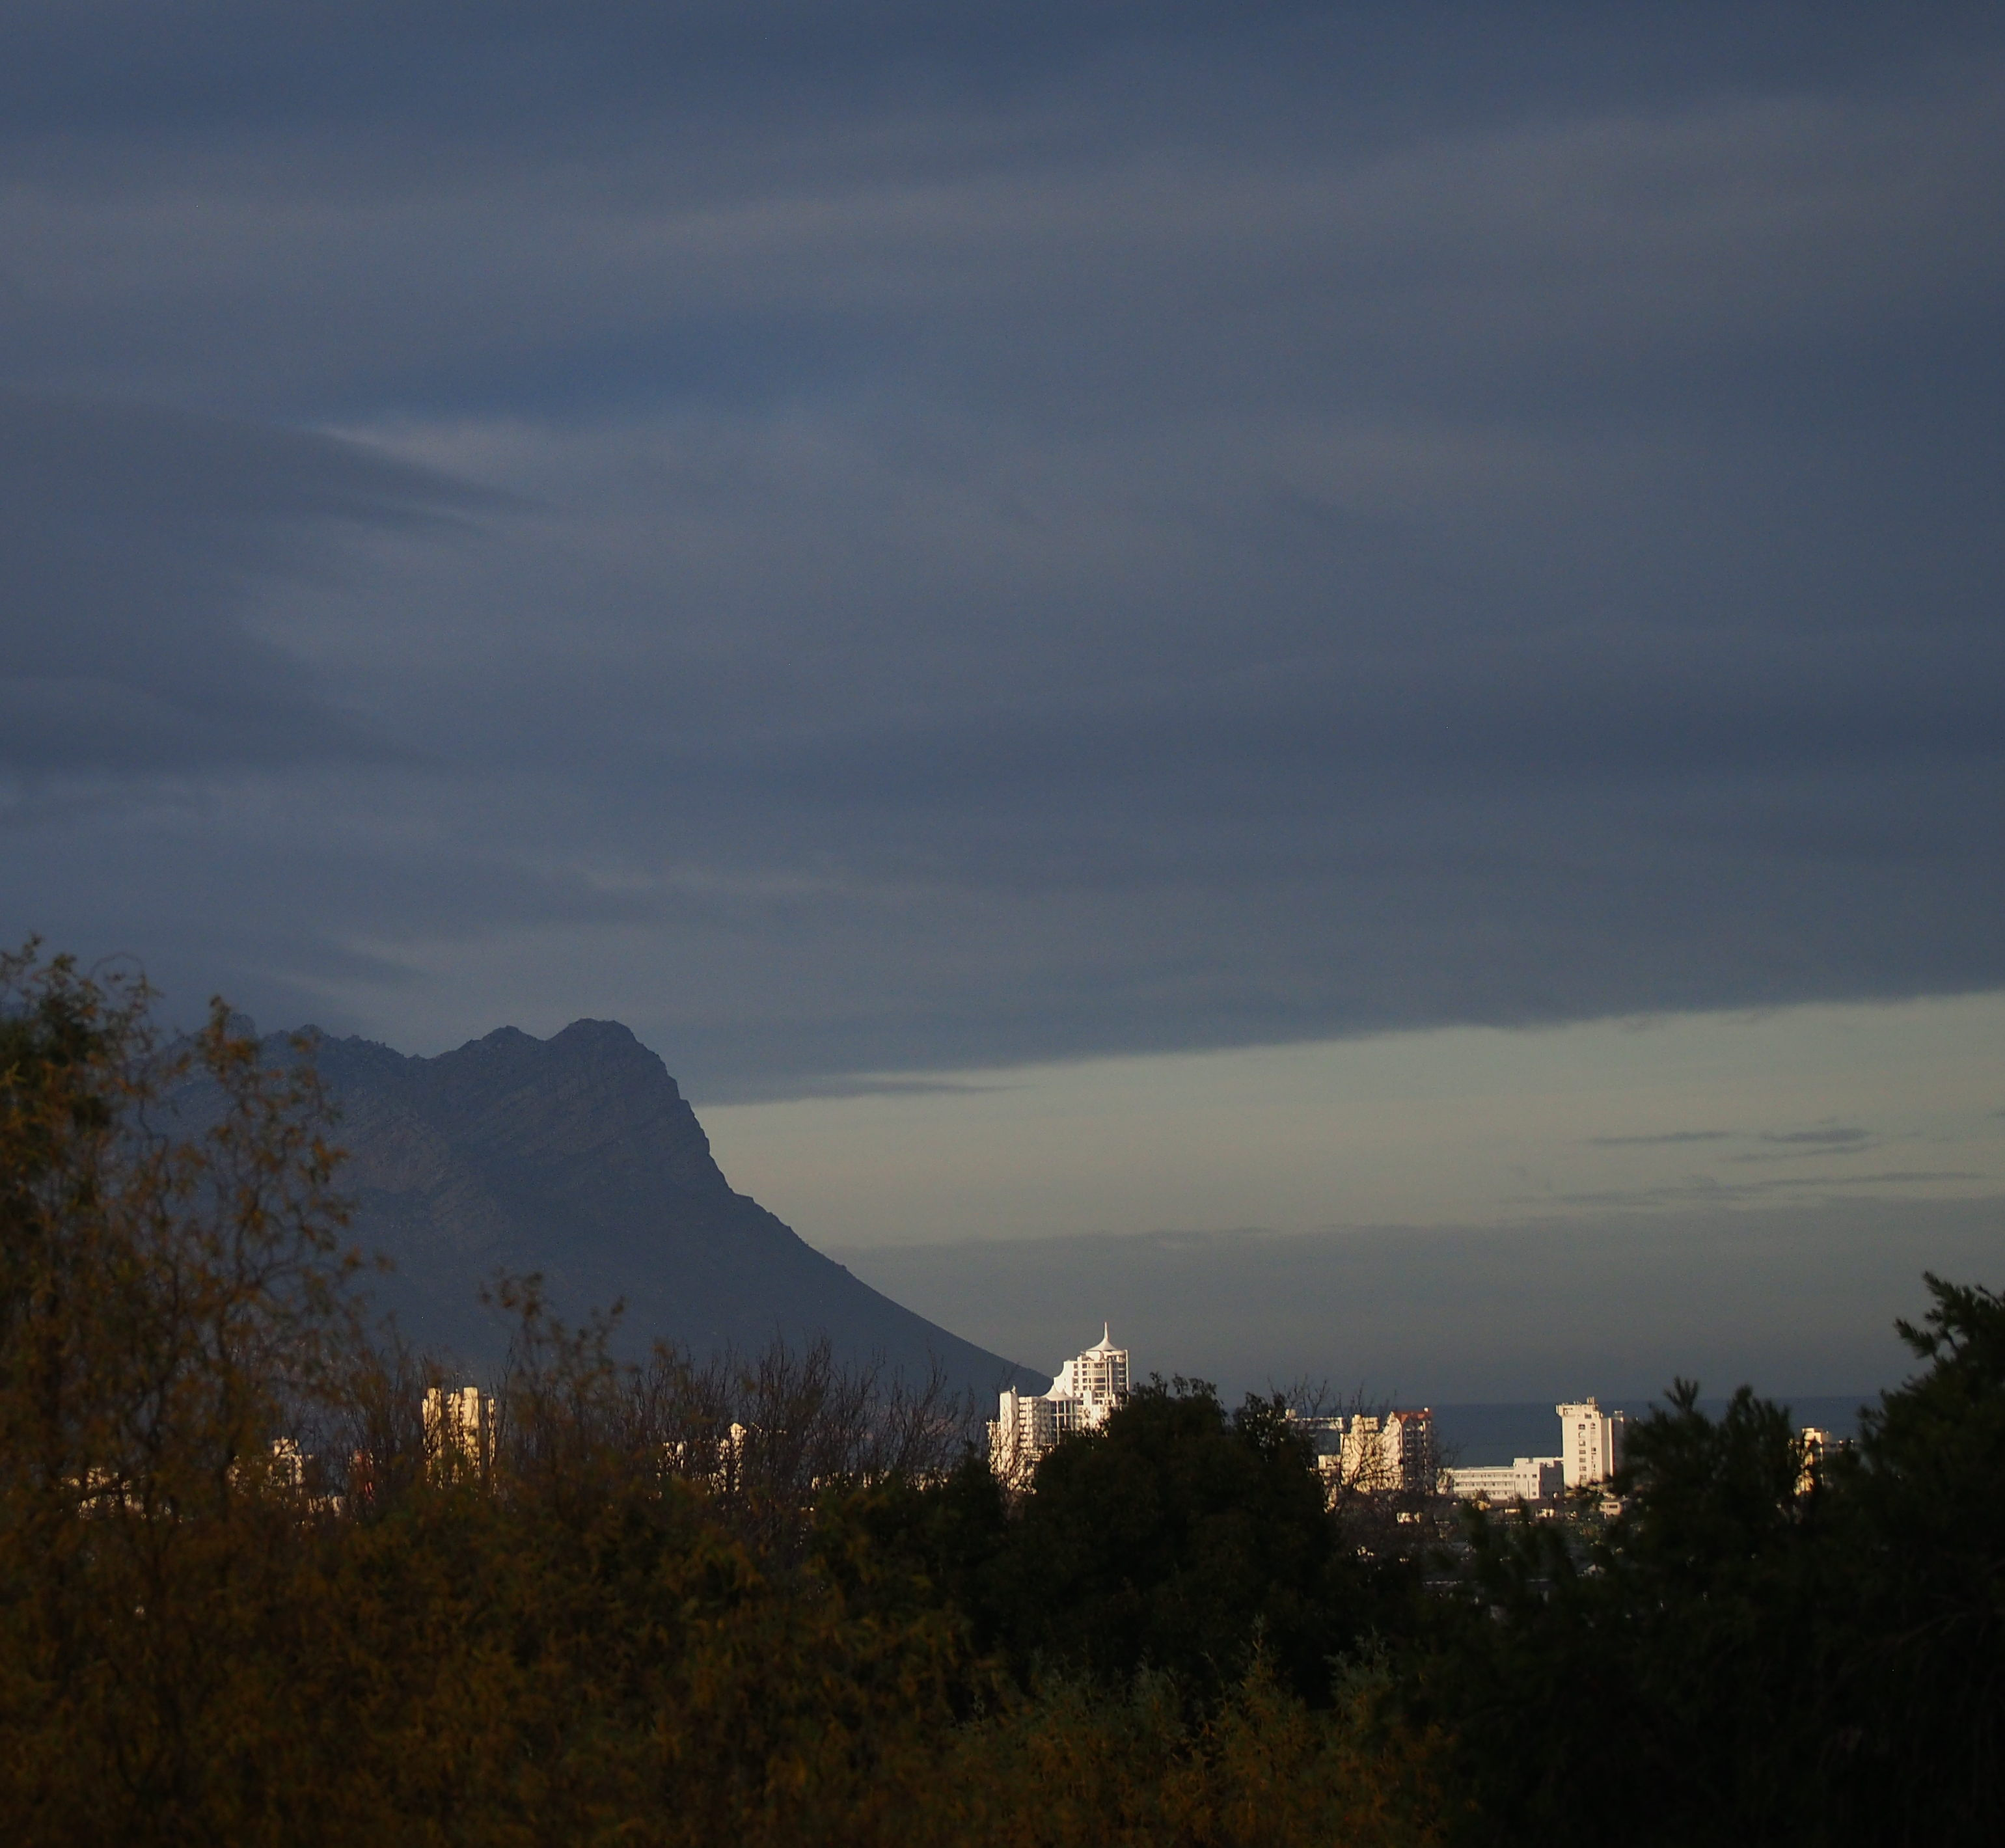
[1556,1397,1626,1489]
[1441,1400,1626,1503]
[990,1325,1129,1482]
[1443,1456,1564,1503]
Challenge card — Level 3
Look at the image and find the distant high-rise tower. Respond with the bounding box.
[1555,1397,1626,1489]
[990,1325,1130,1482]
[424,1383,495,1479]
[1291,1407,1438,1501]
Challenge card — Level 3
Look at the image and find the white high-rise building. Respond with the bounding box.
[1555,1397,1626,1489]
[1048,1327,1130,1407]
[1797,1424,1849,1495]
[1288,1407,1437,1500]
[424,1383,495,1478]
[989,1325,1129,1482]
[1337,1410,1438,1495]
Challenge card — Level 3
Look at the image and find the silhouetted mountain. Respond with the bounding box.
[268,1020,1044,1396]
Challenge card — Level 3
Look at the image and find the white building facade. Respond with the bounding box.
[1290,1407,1438,1499]
[1556,1397,1626,1489]
[1443,1456,1564,1502]
[424,1383,495,1478]
[1797,1424,1850,1495]
[989,1325,1130,1482]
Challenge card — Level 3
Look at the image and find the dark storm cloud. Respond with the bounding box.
[7,7,2003,424]
[3,5,2004,1090]
[0,392,483,774]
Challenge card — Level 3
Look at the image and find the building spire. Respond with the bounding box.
[990,1324,1130,1480]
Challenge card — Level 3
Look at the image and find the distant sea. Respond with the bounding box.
[1433,1395,1873,1468]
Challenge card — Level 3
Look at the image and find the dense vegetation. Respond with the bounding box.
[2,945,1999,1844]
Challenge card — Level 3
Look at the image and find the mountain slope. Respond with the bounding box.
[286,1019,1042,1395]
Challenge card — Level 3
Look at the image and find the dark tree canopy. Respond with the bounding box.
[3,943,2001,1847]
[1396,1276,2005,1847]
[999,1381,1380,1698]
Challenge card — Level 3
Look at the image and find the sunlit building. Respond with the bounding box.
[989,1325,1129,1482]
[424,1383,495,1478]
[1441,1400,1623,1502]
[1290,1407,1438,1499]
[1442,1456,1564,1503]
[269,1436,306,1491]
[1797,1423,1850,1495]
[1556,1397,1626,1489]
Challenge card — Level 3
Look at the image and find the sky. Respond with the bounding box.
[6,4,2002,1397]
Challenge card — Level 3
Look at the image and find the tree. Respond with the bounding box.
[983,1379,1392,1700]
[0,942,361,1839]
[0,947,1447,1845]
[1402,1271,2005,1847]
[1820,1275,2005,1842]
[1399,1383,1829,1844]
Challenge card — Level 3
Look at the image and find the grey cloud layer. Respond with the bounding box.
[0,392,482,775]
[3,7,2002,1091]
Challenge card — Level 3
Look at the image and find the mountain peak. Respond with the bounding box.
[549,1017,641,1049]
[289,1018,1040,1393]
[413,1018,726,1196]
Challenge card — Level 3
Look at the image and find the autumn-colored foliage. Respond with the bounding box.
[0,945,1443,1846]
[10,944,2001,1845]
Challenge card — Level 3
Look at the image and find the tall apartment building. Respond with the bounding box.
[424,1383,495,1478]
[1291,1407,1438,1499]
[1341,1409,1438,1494]
[1439,1400,1625,1503]
[1797,1424,1850,1495]
[269,1436,306,1491]
[990,1325,1129,1482]
[1556,1396,1626,1489]
[1380,1409,1438,1492]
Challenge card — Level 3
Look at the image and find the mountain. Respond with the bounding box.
[266,1018,1044,1396]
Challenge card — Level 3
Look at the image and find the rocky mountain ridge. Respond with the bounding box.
[273,1018,1041,1396]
